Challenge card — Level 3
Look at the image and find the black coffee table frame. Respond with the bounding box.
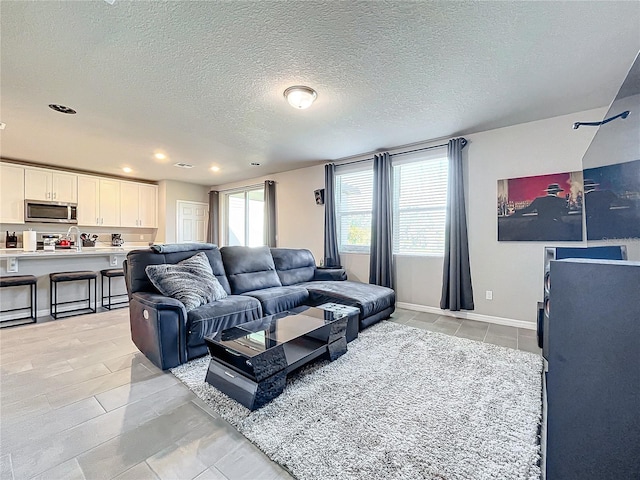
[204,307,350,410]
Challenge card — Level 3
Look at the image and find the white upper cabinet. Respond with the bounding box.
[0,163,25,224]
[24,167,77,203]
[77,175,121,227]
[119,182,157,228]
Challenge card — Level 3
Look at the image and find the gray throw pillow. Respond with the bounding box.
[145,251,227,312]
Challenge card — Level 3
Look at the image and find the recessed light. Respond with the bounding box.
[49,104,77,114]
[174,162,194,169]
[250,162,261,166]
[0,122,5,130]
[210,166,220,172]
[154,152,167,160]
[122,167,133,173]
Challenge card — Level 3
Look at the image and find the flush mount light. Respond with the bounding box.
[49,104,77,114]
[174,162,194,169]
[122,167,133,173]
[210,166,220,172]
[283,86,317,109]
[154,152,167,160]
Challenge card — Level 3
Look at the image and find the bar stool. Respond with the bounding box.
[100,268,128,310]
[0,275,37,328]
[49,271,97,319]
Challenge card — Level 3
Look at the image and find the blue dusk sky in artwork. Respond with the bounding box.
[583,159,640,196]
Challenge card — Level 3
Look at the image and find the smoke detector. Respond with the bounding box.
[173,162,194,169]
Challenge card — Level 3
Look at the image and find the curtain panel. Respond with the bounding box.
[369,152,394,287]
[207,190,220,245]
[264,180,277,247]
[440,138,474,311]
[324,163,341,267]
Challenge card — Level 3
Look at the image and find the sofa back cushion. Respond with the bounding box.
[220,246,282,294]
[126,246,231,295]
[271,248,316,285]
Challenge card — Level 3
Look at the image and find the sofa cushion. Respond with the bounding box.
[221,246,282,294]
[145,252,227,312]
[127,246,231,295]
[243,286,309,315]
[186,295,263,347]
[302,280,396,319]
[271,248,316,285]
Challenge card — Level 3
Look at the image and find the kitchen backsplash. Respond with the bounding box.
[1,223,157,248]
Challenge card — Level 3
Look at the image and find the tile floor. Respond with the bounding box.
[0,307,540,480]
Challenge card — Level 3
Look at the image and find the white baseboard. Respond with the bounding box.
[396,302,536,330]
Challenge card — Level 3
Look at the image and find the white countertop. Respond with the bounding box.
[0,245,149,259]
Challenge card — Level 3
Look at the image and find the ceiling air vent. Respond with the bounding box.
[173,162,195,169]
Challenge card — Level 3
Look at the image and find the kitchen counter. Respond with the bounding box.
[0,245,149,259]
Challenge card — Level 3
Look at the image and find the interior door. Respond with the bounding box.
[177,200,209,243]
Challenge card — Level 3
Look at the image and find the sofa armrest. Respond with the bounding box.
[313,268,347,281]
[129,292,188,370]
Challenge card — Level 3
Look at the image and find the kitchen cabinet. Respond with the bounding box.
[0,163,25,224]
[120,182,157,228]
[77,176,120,227]
[24,167,77,203]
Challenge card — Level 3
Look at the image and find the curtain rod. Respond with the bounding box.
[335,138,467,167]
[214,182,265,193]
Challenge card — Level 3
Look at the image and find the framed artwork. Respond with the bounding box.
[497,171,583,241]
[584,159,640,240]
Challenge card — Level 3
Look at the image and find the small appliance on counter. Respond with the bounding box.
[5,231,18,248]
[111,234,124,247]
[42,234,58,251]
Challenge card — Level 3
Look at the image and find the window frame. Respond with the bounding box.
[223,185,265,247]
[335,162,374,254]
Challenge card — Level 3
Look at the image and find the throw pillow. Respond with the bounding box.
[145,251,227,311]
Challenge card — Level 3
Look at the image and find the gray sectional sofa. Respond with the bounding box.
[124,244,395,369]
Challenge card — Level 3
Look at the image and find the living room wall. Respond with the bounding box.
[156,179,211,244]
[214,107,640,326]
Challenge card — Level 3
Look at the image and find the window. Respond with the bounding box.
[393,151,448,255]
[225,187,264,246]
[336,167,373,253]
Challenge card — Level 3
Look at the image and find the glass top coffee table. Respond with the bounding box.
[204,305,353,410]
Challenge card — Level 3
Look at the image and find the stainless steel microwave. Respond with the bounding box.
[24,200,78,224]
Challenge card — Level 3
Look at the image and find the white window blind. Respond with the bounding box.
[392,152,448,256]
[336,166,373,252]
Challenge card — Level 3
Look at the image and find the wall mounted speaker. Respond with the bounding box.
[314,188,325,205]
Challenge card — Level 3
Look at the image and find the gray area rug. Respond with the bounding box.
[171,321,542,480]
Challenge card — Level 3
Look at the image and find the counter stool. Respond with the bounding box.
[0,275,37,328]
[101,269,128,310]
[49,271,97,319]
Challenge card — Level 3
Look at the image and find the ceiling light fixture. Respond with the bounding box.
[122,167,132,173]
[210,166,220,172]
[154,152,167,160]
[283,86,317,109]
[48,104,77,114]
[0,122,6,130]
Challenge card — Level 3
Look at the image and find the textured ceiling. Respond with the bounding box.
[1,1,639,186]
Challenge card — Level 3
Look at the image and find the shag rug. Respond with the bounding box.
[171,321,542,480]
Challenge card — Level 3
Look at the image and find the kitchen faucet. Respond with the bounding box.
[66,226,82,252]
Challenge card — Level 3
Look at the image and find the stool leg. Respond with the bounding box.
[108,276,112,310]
[94,277,97,313]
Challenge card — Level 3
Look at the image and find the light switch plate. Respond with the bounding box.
[109,255,118,267]
[6,257,18,273]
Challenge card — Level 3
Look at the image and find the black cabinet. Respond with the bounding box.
[543,259,640,480]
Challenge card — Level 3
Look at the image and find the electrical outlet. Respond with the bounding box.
[140,235,144,240]
[109,255,118,267]
[6,257,18,273]
[485,290,493,300]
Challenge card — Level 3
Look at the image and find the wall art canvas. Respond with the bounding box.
[498,171,583,241]
[584,159,640,240]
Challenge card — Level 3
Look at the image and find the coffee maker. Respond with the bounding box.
[111,234,124,247]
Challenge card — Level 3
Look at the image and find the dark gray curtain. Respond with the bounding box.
[369,152,393,287]
[264,180,276,247]
[207,190,219,245]
[324,163,341,267]
[440,138,474,311]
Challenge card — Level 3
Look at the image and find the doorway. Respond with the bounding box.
[176,200,209,243]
